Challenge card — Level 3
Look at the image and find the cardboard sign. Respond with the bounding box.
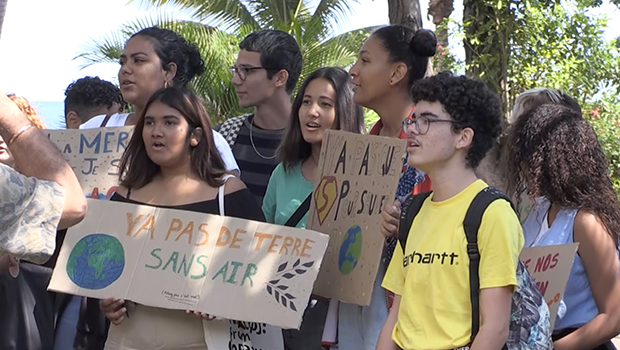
[46,127,133,199]
[520,243,579,329]
[307,130,405,305]
[49,199,329,329]
[204,320,284,350]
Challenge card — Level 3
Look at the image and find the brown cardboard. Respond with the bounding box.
[520,243,579,330]
[45,127,133,199]
[307,130,405,306]
[49,199,329,330]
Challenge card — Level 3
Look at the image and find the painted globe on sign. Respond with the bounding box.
[338,225,363,275]
[66,234,125,290]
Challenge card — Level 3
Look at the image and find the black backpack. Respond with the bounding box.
[398,187,552,350]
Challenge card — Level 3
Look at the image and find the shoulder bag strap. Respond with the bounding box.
[99,113,115,127]
[284,194,313,228]
[463,186,514,342]
[398,191,432,252]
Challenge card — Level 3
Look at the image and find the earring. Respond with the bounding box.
[164,80,169,89]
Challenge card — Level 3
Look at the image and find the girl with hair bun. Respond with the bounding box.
[339,26,437,350]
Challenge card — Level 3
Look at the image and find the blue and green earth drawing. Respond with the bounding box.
[338,225,362,275]
[67,234,125,289]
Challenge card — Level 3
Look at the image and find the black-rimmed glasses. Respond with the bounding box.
[402,115,458,135]
[230,66,268,81]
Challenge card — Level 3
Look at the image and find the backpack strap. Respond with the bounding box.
[398,191,432,252]
[463,187,514,342]
[99,112,115,127]
[218,115,246,149]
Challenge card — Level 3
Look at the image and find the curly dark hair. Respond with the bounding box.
[505,103,620,245]
[410,72,502,168]
[64,76,125,120]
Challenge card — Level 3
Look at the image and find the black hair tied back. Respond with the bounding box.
[410,29,438,58]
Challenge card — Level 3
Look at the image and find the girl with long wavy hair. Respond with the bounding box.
[505,103,620,350]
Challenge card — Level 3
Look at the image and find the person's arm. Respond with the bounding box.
[470,286,512,350]
[0,93,87,229]
[553,210,620,350]
[376,294,401,350]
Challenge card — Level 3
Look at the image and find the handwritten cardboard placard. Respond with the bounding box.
[48,199,329,329]
[204,320,284,350]
[46,127,133,199]
[307,130,405,305]
[520,243,578,329]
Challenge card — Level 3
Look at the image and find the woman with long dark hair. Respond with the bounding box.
[99,87,263,350]
[505,103,620,350]
[262,67,364,349]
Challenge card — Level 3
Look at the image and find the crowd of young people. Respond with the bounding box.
[1,22,619,350]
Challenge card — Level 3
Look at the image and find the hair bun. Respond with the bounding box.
[410,29,437,57]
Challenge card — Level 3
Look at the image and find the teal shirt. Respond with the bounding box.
[262,162,314,228]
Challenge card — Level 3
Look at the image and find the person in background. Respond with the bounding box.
[0,92,87,348]
[64,76,125,129]
[476,87,582,221]
[215,29,303,203]
[100,87,264,350]
[378,72,522,350]
[504,103,620,350]
[262,67,364,350]
[341,25,436,350]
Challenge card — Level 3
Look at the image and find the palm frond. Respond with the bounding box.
[132,0,259,30]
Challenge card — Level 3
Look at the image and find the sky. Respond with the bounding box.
[0,0,619,103]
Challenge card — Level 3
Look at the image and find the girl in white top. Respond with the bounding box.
[79,26,239,175]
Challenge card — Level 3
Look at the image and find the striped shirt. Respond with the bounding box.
[215,115,284,203]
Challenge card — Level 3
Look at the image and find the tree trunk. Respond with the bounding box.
[428,0,454,71]
[463,0,512,113]
[388,0,423,30]
[0,0,7,39]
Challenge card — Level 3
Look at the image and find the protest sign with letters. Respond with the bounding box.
[307,130,405,306]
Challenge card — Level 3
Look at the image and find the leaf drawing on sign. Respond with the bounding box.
[265,259,316,313]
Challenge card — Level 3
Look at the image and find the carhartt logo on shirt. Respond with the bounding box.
[403,251,459,266]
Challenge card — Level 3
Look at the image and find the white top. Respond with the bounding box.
[80,113,239,174]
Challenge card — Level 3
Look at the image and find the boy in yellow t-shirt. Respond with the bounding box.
[377,73,524,350]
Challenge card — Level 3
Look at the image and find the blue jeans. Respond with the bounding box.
[53,295,81,350]
[335,264,388,350]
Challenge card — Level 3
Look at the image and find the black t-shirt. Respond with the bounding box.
[110,188,265,222]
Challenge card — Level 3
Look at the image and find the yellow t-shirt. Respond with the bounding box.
[382,180,524,350]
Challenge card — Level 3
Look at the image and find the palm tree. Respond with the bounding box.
[77,0,378,123]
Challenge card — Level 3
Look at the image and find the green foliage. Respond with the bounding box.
[79,1,373,124]
[440,0,620,192]
[364,108,379,130]
[583,95,620,194]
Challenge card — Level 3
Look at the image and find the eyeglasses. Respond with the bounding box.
[229,66,268,81]
[402,115,458,135]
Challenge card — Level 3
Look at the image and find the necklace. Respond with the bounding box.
[250,116,277,160]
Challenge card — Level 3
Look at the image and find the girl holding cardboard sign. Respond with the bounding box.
[504,103,620,350]
[99,87,264,350]
[262,67,364,349]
